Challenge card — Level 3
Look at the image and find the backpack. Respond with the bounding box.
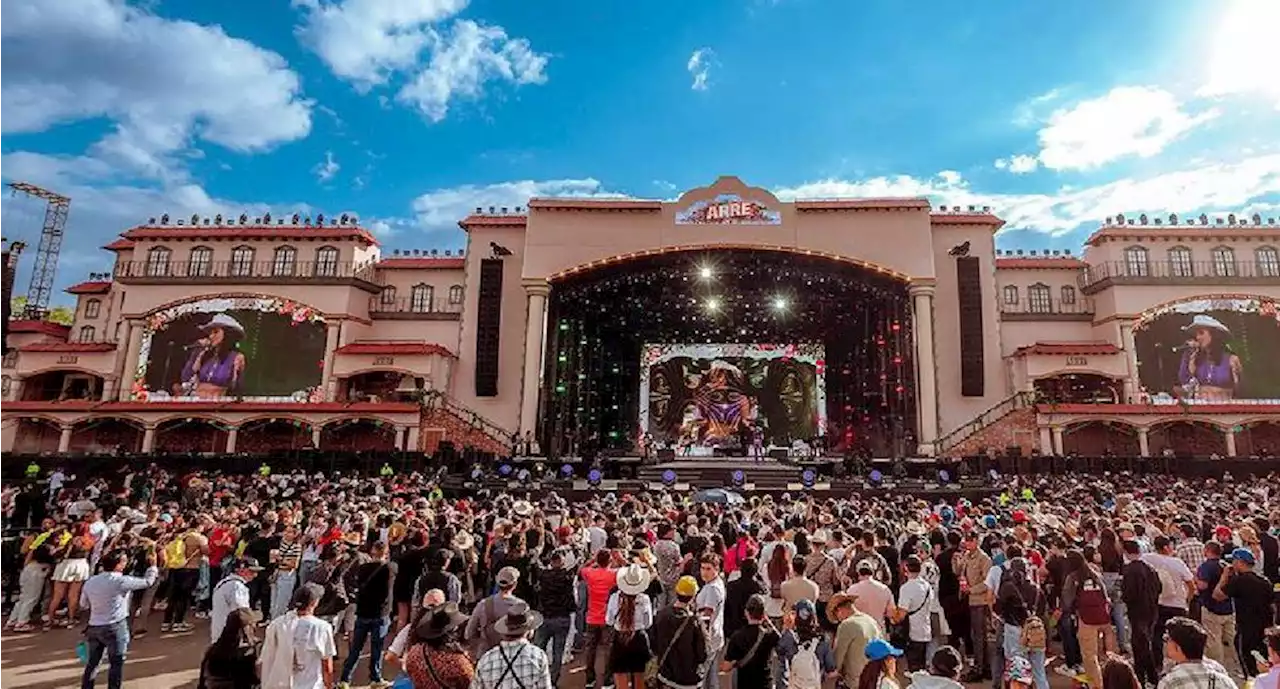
[787,637,823,689]
[1020,615,1047,651]
[1076,577,1111,626]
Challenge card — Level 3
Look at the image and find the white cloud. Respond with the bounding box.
[409,178,623,234]
[688,48,714,91]
[1,0,312,179]
[1198,0,1280,109]
[293,0,548,121]
[1034,86,1218,171]
[994,154,1040,174]
[314,151,341,183]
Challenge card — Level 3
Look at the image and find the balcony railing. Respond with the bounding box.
[369,296,463,319]
[999,296,1095,321]
[114,260,380,285]
[1079,260,1280,292]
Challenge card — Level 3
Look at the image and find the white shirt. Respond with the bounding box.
[606,592,654,631]
[696,577,727,651]
[1143,553,1194,610]
[587,526,607,555]
[210,575,252,642]
[896,577,933,642]
[49,471,66,491]
[290,615,336,689]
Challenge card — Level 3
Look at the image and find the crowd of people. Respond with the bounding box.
[3,463,1280,689]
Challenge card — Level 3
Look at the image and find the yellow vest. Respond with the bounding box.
[25,463,39,478]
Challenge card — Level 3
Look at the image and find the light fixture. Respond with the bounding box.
[705,297,721,312]
[772,296,788,311]
[698,265,714,280]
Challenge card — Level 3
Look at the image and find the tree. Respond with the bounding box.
[8,296,75,325]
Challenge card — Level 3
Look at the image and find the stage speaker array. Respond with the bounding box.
[474,258,504,397]
[955,256,985,397]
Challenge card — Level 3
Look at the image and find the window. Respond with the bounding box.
[272,246,297,276]
[1124,246,1149,277]
[1028,283,1052,313]
[230,245,255,277]
[145,246,171,276]
[380,286,397,306]
[315,246,339,277]
[189,246,213,277]
[1,376,9,397]
[1211,246,1236,277]
[79,325,96,342]
[1060,285,1076,305]
[448,285,464,305]
[410,284,434,312]
[84,298,101,319]
[1002,285,1019,305]
[1168,246,1194,277]
[1257,246,1279,277]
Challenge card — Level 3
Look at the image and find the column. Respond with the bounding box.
[1119,321,1138,403]
[226,427,238,453]
[311,427,322,449]
[1138,427,1150,457]
[141,427,156,454]
[117,320,144,401]
[395,426,407,451]
[1051,426,1064,456]
[320,321,342,402]
[910,282,939,456]
[518,279,551,435]
[1224,427,1237,457]
[9,377,24,402]
[1039,426,1053,455]
[58,426,73,453]
[406,426,420,453]
[100,376,117,402]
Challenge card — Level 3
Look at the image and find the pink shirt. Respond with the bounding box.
[848,578,893,629]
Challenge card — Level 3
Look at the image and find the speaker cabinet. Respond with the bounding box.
[475,258,504,397]
[955,256,985,397]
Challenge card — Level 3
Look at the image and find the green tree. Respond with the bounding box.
[8,296,75,325]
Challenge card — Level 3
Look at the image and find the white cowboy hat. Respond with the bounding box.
[1182,314,1230,336]
[200,313,245,334]
[451,531,474,551]
[512,500,534,517]
[616,563,652,596]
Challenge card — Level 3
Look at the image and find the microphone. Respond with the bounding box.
[183,338,212,351]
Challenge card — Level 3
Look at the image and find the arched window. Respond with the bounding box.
[189,246,213,277]
[1211,246,1236,277]
[84,298,102,319]
[1168,246,1193,277]
[380,286,397,306]
[315,246,339,277]
[1060,285,1076,305]
[1002,285,1019,305]
[272,246,297,276]
[411,284,434,312]
[145,246,171,276]
[1124,246,1149,277]
[448,284,464,305]
[1256,246,1279,277]
[79,325,96,342]
[230,245,255,277]
[1028,283,1052,313]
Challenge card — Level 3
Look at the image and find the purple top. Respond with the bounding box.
[180,348,240,389]
[1178,349,1234,389]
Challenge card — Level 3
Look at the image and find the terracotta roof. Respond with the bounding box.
[377,257,465,269]
[529,198,661,211]
[3,401,421,414]
[458,215,530,230]
[794,198,931,211]
[20,341,116,353]
[1083,224,1280,247]
[1037,402,1280,415]
[103,238,135,251]
[930,213,1006,228]
[66,281,113,295]
[335,342,455,357]
[121,225,379,245]
[1012,342,1120,357]
[995,257,1086,269]
[7,320,71,337]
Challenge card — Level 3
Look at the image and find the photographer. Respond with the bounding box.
[1212,548,1273,678]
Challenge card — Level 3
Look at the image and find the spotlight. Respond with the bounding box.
[698,265,714,280]
[560,463,575,478]
[938,468,951,484]
[705,297,721,312]
[498,463,513,477]
[801,469,816,489]
[731,470,746,487]
[869,469,884,486]
[662,469,677,486]
[772,296,788,311]
[587,468,603,487]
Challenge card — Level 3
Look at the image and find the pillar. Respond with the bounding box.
[118,320,144,401]
[321,321,341,402]
[141,427,156,454]
[518,279,551,435]
[58,426,73,453]
[9,377,24,402]
[100,376,117,402]
[910,282,939,456]
[226,427,238,453]
[1119,321,1138,403]
[1039,426,1053,455]
[1138,427,1150,458]
[1225,427,1237,457]
[1051,426,1064,456]
[406,426,420,453]
[311,427,322,449]
[395,426,407,451]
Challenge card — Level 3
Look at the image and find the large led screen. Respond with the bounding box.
[1135,296,1280,404]
[134,296,327,402]
[638,343,826,446]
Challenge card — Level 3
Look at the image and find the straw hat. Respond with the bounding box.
[616,563,653,596]
[827,592,858,623]
[452,531,475,551]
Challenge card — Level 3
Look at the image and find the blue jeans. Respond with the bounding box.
[1002,623,1049,689]
[270,570,297,620]
[534,616,572,685]
[1102,573,1130,653]
[341,616,390,684]
[82,619,130,689]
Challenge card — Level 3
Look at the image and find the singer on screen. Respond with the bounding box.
[1176,313,1242,401]
[174,313,247,399]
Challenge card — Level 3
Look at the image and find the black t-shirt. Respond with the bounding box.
[1224,570,1273,630]
[724,623,780,689]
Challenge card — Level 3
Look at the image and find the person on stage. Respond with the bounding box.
[752,425,765,463]
[1174,314,1242,401]
[175,313,247,399]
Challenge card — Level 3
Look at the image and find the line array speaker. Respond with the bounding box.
[955,256,985,397]
[474,258,504,396]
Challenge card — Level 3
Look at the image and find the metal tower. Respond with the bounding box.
[7,182,71,319]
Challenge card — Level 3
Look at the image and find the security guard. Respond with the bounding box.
[258,462,271,477]
[379,462,394,477]
[25,460,40,479]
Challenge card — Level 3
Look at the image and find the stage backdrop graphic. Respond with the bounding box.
[1134,296,1280,404]
[134,296,327,402]
[638,343,826,445]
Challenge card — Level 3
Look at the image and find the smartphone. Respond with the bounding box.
[1253,649,1269,667]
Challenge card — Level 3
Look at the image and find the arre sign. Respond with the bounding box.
[1065,356,1088,366]
[676,193,782,225]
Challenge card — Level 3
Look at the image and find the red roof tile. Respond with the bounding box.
[7,320,71,337]
[1012,342,1120,357]
[1037,402,1280,415]
[335,342,455,357]
[20,342,116,353]
[996,257,1086,269]
[103,238,135,251]
[121,226,379,245]
[529,198,660,211]
[795,198,931,211]
[377,257,465,269]
[66,281,113,295]
[930,213,1006,228]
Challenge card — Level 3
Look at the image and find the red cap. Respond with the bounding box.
[1012,510,1028,524]
[1214,525,1233,540]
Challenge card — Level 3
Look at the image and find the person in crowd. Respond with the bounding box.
[268,524,302,622]
[578,549,620,689]
[993,556,1046,689]
[471,601,552,689]
[833,592,883,688]
[782,556,819,619]
[906,644,964,689]
[721,594,779,689]
[210,557,263,642]
[198,607,260,689]
[650,575,709,689]
[339,539,398,688]
[78,547,160,689]
[1255,627,1280,689]
[1120,539,1161,687]
[532,547,576,685]
[850,560,894,632]
[6,517,59,633]
[1195,541,1235,667]
[261,583,336,689]
[47,521,94,629]
[857,638,903,689]
[696,553,728,689]
[1062,548,1114,689]
[609,563,655,689]
[775,599,835,689]
[895,554,935,673]
[468,566,529,660]
[1156,617,1236,689]
[725,557,767,641]
[1144,535,1196,665]
[1212,547,1274,678]
[402,603,475,689]
[1100,657,1142,689]
[954,531,993,682]
[162,514,210,633]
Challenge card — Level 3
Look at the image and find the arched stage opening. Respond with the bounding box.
[155,418,230,454]
[1061,420,1140,456]
[320,418,397,451]
[70,418,144,453]
[1034,373,1122,404]
[540,248,914,458]
[1149,420,1226,457]
[239,418,313,452]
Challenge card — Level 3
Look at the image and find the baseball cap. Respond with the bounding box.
[232,557,265,572]
[1229,548,1256,565]
[674,575,699,598]
[496,566,521,587]
[864,638,904,661]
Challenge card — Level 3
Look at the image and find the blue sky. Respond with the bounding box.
[2,0,1279,302]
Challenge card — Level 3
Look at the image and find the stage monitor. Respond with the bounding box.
[638,343,826,447]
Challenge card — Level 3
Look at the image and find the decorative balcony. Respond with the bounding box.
[1079,260,1280,294]
[999,296,1096,321]
[368,296,463,320]
[112,260,382,291]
